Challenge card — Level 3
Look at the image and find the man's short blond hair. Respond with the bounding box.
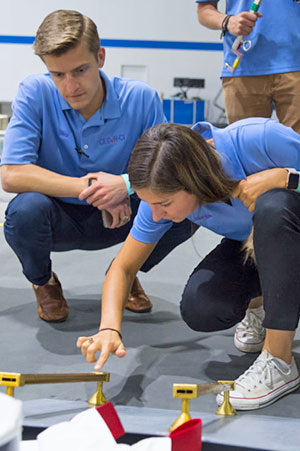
[33,9,100,59]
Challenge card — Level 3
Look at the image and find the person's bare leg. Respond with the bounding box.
[263,329,295,364]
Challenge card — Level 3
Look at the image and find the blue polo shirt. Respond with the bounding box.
[1,70,166,204]
[130,118,300,243]
[196,0,300,77]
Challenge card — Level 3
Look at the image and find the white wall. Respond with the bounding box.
[0,0,226,122]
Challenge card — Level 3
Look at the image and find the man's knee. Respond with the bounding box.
[6,193,52,221]
[5,193,53,240]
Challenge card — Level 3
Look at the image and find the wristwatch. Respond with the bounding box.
[286,168,300,190]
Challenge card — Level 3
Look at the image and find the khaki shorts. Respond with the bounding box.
[222,71,300,133]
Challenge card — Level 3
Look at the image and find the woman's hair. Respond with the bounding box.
[128,123,239,205]
[33,10,100,59]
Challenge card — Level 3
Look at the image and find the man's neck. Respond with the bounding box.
[81,76,106,121]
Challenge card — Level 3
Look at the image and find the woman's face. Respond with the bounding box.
[136,188,198,222]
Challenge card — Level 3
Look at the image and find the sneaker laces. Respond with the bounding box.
[235,354,289,391]
[236,309,264,338]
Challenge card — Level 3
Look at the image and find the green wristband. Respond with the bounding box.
[121,173,134,195]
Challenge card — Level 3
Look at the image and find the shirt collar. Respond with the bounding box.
[192,121,245,181]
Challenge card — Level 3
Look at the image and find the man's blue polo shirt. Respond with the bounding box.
[130,118,300,243]
[1,70,166,204]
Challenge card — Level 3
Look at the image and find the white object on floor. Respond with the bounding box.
[20,408,171,451]
[20,442,37,451]
[0,393,23,451]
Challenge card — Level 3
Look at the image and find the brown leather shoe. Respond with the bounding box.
[125,277,152,313]
[32,272,69,322]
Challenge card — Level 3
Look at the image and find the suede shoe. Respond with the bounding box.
[125,277,152,313]
[32,272,69,322]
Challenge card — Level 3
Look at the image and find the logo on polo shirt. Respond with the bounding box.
[60,130,69,138]
[99,134,126,145]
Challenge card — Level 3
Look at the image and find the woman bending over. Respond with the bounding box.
[78,117,300,410]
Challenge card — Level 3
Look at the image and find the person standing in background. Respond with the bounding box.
[196,0,300,132]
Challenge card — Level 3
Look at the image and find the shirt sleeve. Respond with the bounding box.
[263,121,300,170]
[1,77,42,165]
[229,119,300,176]
[130,201,173,243]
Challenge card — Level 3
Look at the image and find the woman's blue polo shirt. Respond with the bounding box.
[130,118,300,243]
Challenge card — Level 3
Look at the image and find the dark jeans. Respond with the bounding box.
[4,192,193,285]
[180,189,300,333]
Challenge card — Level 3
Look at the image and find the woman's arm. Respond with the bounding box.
[233,168,288,211]
[77,235,157,369]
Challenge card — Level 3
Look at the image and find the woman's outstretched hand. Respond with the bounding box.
[77,330,126,370]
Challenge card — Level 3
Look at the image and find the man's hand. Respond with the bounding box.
[232,168,288,212]
[78,172,128,209]
[77,330,126,370]
[228,11,262,36]
[105,200,132,229]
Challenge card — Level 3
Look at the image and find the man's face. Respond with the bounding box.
[43,42,105,120]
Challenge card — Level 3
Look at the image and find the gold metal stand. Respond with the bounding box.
[216,380,236,416]
[0,372,110,406]
[88,380,108,406]
[169,381,235,431]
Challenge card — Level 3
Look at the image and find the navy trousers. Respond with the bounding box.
[4,192,193,286]
[180,189,300,332]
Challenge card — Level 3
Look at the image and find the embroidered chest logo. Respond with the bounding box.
[99,134,126,145]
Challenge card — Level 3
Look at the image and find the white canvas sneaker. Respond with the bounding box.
[234,306,265,353]
[216,350,300,410]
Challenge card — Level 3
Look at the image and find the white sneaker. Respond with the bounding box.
[216,350,300,410]
[234,306,265,353]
